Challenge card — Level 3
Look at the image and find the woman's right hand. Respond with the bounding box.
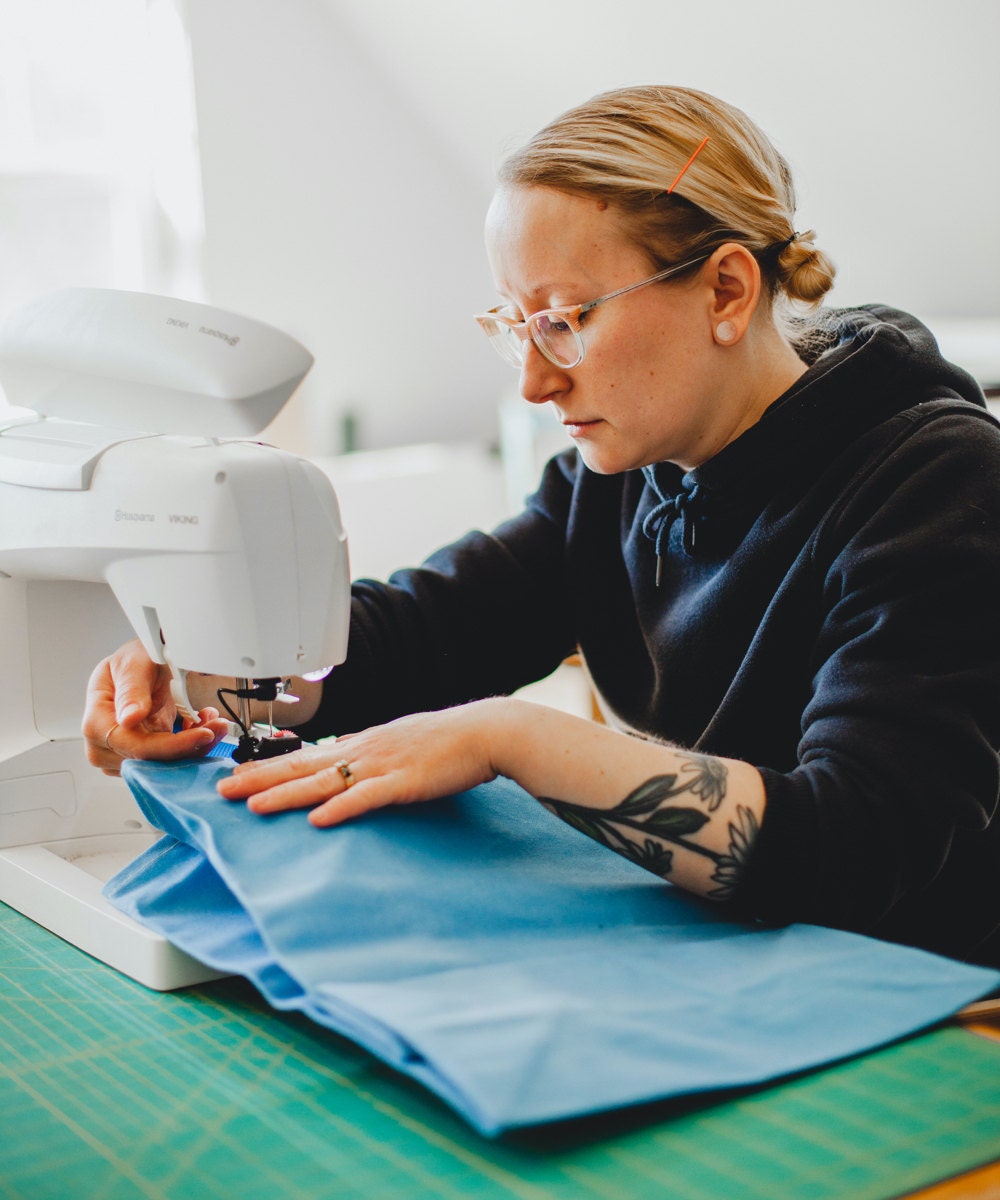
[83,638,229,775]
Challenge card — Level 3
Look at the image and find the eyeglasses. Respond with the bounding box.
[474,254,710,370]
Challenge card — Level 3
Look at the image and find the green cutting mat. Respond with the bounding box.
[2,901,999,1200]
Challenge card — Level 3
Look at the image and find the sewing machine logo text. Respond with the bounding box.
[113,510,200,525]
[165,315,241,347]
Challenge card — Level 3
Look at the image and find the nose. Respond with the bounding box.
[519,341,570,407]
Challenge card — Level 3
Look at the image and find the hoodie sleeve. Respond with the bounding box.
[737,405,1000,959]
[296,449,581,741]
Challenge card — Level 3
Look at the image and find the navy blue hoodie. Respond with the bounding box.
[302,306,1000,966]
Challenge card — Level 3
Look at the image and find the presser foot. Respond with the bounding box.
[232,729,303,763]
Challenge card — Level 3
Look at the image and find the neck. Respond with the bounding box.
[678,324,807,471]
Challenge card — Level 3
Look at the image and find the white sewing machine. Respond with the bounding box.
[0,288,351,989]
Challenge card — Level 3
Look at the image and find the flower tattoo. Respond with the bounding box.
[679,755,728,811]
[708,804,760,901]
[541,751,757,895]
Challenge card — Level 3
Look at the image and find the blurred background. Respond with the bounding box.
[1,0,998,582]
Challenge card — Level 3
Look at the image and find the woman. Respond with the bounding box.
[84,86,1000,966]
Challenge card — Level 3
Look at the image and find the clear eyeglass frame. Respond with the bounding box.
[473,253,711,370]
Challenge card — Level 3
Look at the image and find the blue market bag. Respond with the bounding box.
[105,758,1000,1135]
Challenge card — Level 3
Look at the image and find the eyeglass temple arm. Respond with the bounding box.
[577,254,712,318]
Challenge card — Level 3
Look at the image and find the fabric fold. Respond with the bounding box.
[104,757,1000,1136]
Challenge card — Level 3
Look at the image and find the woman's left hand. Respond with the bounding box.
[216,699,506,826]
[215,693,768,903]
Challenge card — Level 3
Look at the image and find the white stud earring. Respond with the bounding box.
[716,321,737,344]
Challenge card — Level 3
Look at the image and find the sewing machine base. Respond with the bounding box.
[0,833,226,991]
[0,725,224,993]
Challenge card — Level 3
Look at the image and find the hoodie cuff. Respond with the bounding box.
[733,765,824,924]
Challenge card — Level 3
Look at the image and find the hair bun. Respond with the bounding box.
[779,229,836,305]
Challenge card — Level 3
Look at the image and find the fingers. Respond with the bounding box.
[218,749,346,809]
[113,650,169,729]
[112,723,219,763]
[308,781,392,827]
[216,703,500,829]
[84,639,232,769]
[181,708,230,744]
[83,661,128,770]
[99,713,225,771]
[86,684,226,774]
[83,639,162,763]
[217,746,393,826]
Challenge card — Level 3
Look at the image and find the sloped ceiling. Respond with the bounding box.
[326,0,1000,317]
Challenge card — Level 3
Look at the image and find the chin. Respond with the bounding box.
[577,445,647,476]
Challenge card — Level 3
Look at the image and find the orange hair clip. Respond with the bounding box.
[666,136,709,195]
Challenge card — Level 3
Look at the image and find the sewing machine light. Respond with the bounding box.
[301,666,335,682]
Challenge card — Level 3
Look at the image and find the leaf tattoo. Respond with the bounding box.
[615,775,681,818]
[541,754,732,882]
[641,806,709,839]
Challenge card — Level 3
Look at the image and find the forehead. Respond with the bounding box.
[485,185,646,301]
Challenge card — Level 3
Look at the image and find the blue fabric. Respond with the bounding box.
[105,758,1000,1135]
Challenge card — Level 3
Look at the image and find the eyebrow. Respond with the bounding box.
[526,281,581,297]
[497,282,592,310]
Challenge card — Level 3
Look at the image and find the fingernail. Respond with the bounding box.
[121,703,140,721]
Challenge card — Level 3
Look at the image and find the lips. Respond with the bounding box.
[562,418,602,437]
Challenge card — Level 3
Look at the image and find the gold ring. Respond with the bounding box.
[104,722,121,753]
[334,759,355,788]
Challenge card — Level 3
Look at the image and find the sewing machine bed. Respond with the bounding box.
[0,832,224,990]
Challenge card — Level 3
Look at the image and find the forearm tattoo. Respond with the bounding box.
[541,754,759,901]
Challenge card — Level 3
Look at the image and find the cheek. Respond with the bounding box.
[586,326,655,392]
[636,316,705,395]
[584,304,704,422]
[590,326,672,412]
[607,309,676,374]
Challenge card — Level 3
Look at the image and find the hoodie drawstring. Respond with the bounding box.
[641,482,702,584]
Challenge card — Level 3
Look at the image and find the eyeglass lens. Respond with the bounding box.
[484,313,582,369]
[533,314,580,367]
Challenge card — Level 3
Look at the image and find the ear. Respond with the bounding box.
[705,243,761,346]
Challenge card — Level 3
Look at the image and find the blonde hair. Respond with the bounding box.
[499,86,836,336]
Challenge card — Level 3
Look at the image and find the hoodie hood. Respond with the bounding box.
[641,305,988,565]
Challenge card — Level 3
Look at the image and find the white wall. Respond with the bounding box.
[185,0,1000,455]
[329,0,999,318]
[183,0,509,455]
